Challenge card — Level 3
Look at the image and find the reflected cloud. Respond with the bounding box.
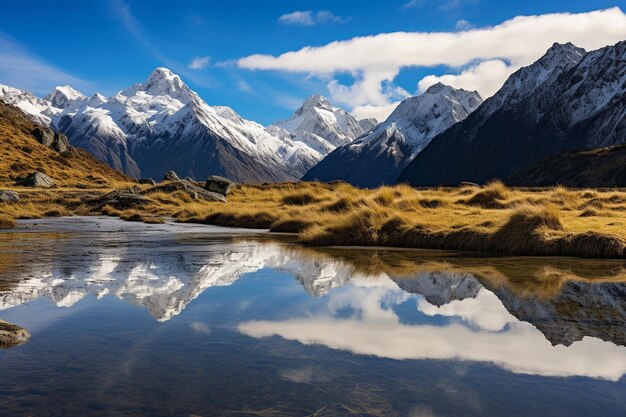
[190,322,211,335]
[239,277,626,381]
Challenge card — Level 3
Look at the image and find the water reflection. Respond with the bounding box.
[240,275,626,381]
[1,217,626,384]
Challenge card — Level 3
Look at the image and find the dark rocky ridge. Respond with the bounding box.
[508,144,626,187]
[399,41,626,186]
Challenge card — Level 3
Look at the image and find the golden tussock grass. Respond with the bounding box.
[0,215,16,230]
[2,170,626,258]
[0,101,132,190]
[168,181,626,259]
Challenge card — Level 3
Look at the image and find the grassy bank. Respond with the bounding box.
[1,181,626,258]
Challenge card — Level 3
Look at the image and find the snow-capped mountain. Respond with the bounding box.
[44,85,86,109]
[480,42,587,118]
[398,41,626,186]
[303,83,483,187]
[0,69,365,182]
[267,95,377,174]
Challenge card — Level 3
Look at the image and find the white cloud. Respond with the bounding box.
[240,7,626,120]
[0,33,91,95]
[188,56,211,70]
[417,59,513,97]
[351,102,401,123]
[455,19,474,31]
[278,10,346,27]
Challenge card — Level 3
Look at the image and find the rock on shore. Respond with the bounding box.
[0,319,31,348]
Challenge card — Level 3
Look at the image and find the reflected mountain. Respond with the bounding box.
[2,217,626,379]
[240,276,626,381]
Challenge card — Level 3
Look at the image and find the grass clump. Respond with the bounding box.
[462,180,509,209]
[282,191,318,205]
[0,215,16,230]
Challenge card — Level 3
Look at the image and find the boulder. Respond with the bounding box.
[92,187,150,209]
[0,190,19,203]
[15,172,55,188]
[204,175,236,196]
[163,171,180,182]
[0,320,31,348]
[139,178,157,185]
[31,127,71,155]
[184,177,204,187]
[460,181,480,188]
[143,180,226,202]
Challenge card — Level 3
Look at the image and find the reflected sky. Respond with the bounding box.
[1,217,626,416]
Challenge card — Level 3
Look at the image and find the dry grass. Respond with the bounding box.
[171,181,626,259]
[0,101,132,189]
[2,177,626,258]
[0,215,16,229]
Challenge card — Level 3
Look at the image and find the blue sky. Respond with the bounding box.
[1,0,625,124]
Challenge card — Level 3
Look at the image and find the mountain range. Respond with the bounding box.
[1,39,625,187]
[0,69,373,183]
[303,83,483,187]
[399,41,626,186]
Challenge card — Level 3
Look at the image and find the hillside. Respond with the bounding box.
[508,145,626,187]
[0,101,129,188]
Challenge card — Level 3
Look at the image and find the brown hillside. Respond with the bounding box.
[508,145,626,187]
[0,101,129,188]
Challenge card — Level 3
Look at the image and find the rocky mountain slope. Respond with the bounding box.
[0,101,128,187]
[303,84,482,187]
[508,144,626,187]
[399,41,626,186]
[0,69,369,183]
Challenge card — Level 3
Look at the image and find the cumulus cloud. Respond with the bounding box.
[188,56,211,70]
[278,10,346,26]
[240,7,626,120]
[417,59,513,97]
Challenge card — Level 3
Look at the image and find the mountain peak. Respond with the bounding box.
[300,95,333,112]
[539,42,586,67]
[44,85,85,108]
[143,67,185,89]
[425,82,456,95]
[148,67,177,80]
[140,67,191,99]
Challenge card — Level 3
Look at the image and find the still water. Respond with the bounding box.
[0,217,626,416]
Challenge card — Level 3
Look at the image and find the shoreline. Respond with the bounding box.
[1,181,626,260]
